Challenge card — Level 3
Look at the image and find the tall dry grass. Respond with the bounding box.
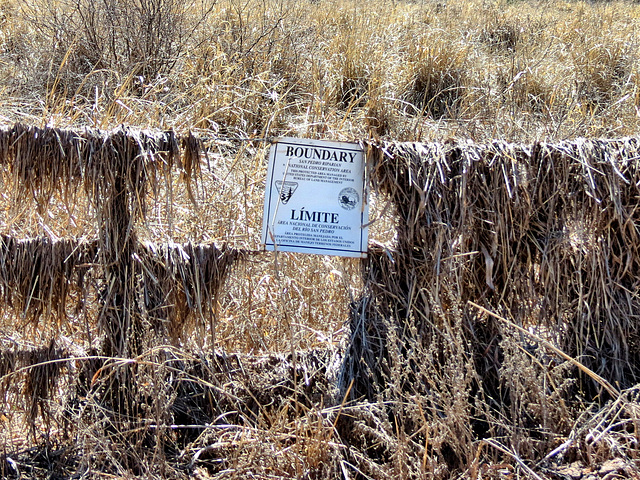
[0,0,637,141]
[0,1,639,479]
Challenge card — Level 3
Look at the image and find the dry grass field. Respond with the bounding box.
[0,0,639,479]
[0,0,639,142]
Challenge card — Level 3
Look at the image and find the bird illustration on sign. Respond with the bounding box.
[339,187,359,210]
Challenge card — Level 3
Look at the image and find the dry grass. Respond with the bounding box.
[0,0,637,140]
[0,0,640,479]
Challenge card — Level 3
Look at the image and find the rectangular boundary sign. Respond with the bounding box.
[261,137,369,257]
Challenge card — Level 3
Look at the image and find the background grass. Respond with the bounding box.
[0,0,638,142]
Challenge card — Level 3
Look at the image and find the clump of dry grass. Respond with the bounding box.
[401,42,468,119]
[0,235,96,322]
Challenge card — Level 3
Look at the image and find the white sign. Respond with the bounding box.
[261,137,369,257]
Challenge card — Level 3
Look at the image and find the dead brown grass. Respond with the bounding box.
[0,0,639,479]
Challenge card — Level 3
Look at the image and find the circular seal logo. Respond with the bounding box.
[339,187,359,210]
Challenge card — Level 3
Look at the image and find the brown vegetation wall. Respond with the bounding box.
[3,126,640,398]
[1,124,640,476]
[0,124,236,344]
[364,137,640,387]
[347,138,640,399]
[333,138,640,474]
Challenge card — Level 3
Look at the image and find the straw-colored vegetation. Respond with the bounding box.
[1,0,639,141]
[0,0,639,479]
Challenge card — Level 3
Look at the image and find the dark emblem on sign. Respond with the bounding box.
[339,187,359,210]
[275,181,299,204]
